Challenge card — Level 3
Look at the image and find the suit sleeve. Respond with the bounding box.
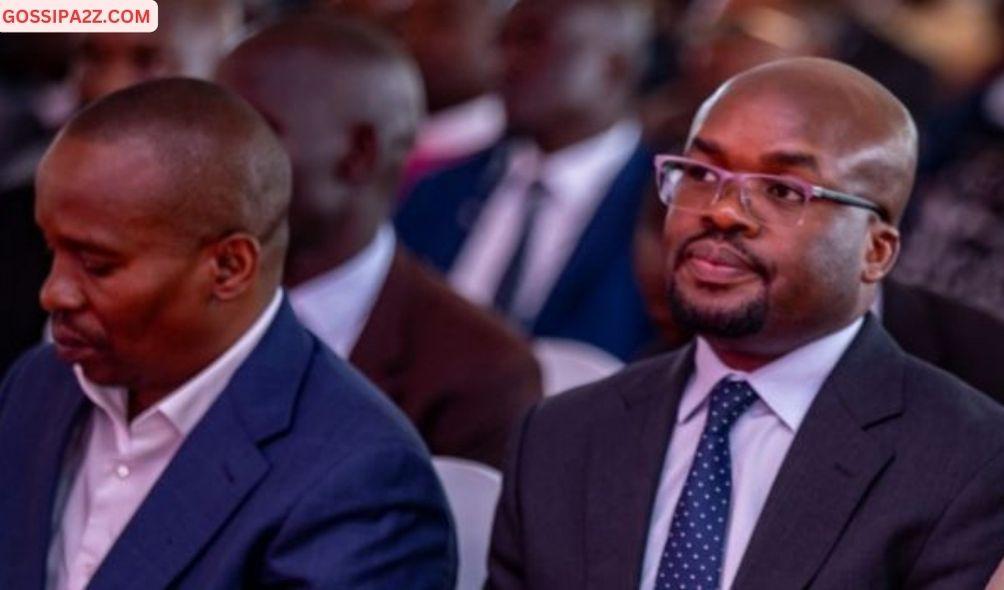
[903,447,1004,589]
[486,404,538,590]
[261,444,457,590]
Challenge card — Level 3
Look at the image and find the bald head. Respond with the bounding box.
[219,15,423,161]
[217,15,424,279]
[51,77,291,266]
[691,57,918,223]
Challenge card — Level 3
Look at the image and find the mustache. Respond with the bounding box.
[673,230,769,277]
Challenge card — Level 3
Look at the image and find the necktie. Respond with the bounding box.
[655,378,758,590]
[493,179,548,319]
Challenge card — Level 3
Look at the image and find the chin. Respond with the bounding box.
[667,280,768,339]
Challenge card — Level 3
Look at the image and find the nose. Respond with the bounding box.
[703,179,761,237]
[39,256,86,314]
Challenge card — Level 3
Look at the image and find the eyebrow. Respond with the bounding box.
[690,136,821,174]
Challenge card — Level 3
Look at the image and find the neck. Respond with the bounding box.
[702,314,863,373]
[127,293,272,421]
[285,204,382,288]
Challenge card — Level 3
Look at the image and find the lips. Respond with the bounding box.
[50,323,102,363]
[678,240,763,286]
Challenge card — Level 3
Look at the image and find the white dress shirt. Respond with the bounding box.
[639,317,865,590]
[411,94,506,163]
[47,290,283,590]
[288,224,396,357]
[449,119,642,323]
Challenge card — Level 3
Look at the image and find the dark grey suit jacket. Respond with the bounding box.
[488,315,1004,589]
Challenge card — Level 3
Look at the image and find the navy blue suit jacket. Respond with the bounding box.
[0,300,456,589]
[395,140,655,361]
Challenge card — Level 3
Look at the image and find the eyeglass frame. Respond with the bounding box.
[652,154,890,223]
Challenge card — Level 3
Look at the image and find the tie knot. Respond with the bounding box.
[706,378,758,432]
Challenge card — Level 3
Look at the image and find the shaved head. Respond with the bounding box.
[218,15,424,283]
[50,77,291,267]
[36,78,291,402]
[690,57,918,224]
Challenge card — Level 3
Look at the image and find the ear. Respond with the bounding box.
[334,123,379,186]
[207,233,261,301]
[861,219,900,284]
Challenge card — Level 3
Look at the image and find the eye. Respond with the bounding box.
[683,163,717,184]
[764,180,804,203]
[79,254,117,278]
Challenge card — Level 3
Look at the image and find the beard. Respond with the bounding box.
[666,275,768,338]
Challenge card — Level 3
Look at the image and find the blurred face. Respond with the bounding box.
[499,1,610,137]
[217,52,350,253]
[35,136,216,392]
[399,0,498,112]
[75,32,177,104]
[663,89,874,344]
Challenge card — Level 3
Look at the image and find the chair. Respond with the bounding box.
[433,457,502,590]
[533,337,624,396]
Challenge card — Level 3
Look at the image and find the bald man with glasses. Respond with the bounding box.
[487,58,1004,590]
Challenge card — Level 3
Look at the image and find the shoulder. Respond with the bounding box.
[523,351,682,447]
[1,344,73,400]
[898,354,1004,450]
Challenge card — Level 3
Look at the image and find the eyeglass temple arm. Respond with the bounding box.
[814,187,889,221]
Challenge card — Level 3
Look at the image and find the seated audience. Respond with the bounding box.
[0,78,455,588]
[217,14,541,469]
[396,0,656,361]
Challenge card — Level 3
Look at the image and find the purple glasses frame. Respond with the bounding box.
[653,155,889,222]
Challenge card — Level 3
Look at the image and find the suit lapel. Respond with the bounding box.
[0,361,87,589]
[585,348,693,590]
[440,143,510,271]
[88,301,314,590]
[732,317,904,589]
[349,247,409,393]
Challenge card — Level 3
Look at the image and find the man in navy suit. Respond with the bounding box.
[0,78,455,589]
[395,0,655,361]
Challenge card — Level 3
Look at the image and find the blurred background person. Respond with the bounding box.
[328,0,510,192]
[218,14,542,468]
[395,0,656,362]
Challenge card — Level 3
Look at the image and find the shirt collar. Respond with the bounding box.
[287,224,396,356]
[413,94,506,159]
[75,289,284,436]
[678,316,865,432]
[504,119,642,204]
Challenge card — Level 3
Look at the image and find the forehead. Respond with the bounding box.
[687,87,853,175]
[36,136,176,243]
[81,31,171,57]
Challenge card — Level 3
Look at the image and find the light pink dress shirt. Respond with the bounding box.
[46,291,283,590]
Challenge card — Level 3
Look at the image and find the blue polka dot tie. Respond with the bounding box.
[655,378,758,590]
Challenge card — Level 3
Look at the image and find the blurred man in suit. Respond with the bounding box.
[331,0,509,190]
[217,15,541,469]
[0,0,243,378]
[488,58,1004,589]
[0,78,454,589]
[395,0,655,361]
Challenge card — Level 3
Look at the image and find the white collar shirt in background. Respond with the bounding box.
[448,119,642,323]
[411,94,506,162]
[639,316,865,590]
[47,290,283,590]
[288,224,396,358]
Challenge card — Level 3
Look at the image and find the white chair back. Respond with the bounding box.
[433,457,502,590]
[533,337,624,396]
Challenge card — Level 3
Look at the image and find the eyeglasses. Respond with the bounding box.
[653,155,888,226]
